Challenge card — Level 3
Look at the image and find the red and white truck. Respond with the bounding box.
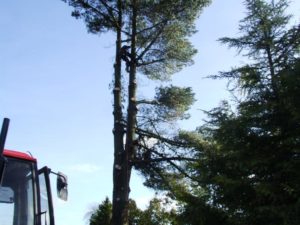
[0,118,68,225]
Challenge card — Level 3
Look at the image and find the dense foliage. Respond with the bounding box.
[90,198,112,225]
[88,197,176,225]
[169,1,300,225]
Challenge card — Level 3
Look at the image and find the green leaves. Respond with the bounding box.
[154,85,196,120]
[89,197,112,225]
[63,0,210,80]
[63,0,119,34]
[88,197,177,225]
[171,1,300,225]
[216,0,299,99]
[135,0,210,80]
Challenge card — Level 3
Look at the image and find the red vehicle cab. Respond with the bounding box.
[0,119,67,225]
[3,149,37,162]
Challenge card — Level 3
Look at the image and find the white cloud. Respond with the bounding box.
[68,163,101,173]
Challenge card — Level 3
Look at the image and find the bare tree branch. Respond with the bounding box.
[136,100,160,105]
[136,127,188,147]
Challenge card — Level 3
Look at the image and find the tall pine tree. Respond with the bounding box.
[61,1,210,224]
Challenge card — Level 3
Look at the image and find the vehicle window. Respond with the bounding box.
[0,194,14,225]
[39,173,51,225]
[26,173,35,225]
[0,158,35,225]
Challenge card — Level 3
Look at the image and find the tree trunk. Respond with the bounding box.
[116,1,139,224]
[111,0,126,224]
[263,29,278,96]
[112,1,138,224]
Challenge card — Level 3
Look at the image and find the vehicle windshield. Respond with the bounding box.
[0,157,35,225]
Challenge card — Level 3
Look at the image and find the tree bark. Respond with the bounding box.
[119,1,138,224]
[111,0,126,224]
[112,1,138,224]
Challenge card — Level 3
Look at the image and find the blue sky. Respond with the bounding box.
[1,0,299,224]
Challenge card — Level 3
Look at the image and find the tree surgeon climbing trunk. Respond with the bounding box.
[116,1,138,224]
[60,0,211,224]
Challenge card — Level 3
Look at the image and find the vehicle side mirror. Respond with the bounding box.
[57,172,68,201]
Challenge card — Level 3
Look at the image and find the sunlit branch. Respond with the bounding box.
[136,100,159,105]
[136,127,188,148]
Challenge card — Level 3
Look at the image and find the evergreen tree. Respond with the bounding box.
[88,197,177,225]
[90,197,112,225]
[61,1,210,224]
[138,198,176,225]
[175,1,300,224]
